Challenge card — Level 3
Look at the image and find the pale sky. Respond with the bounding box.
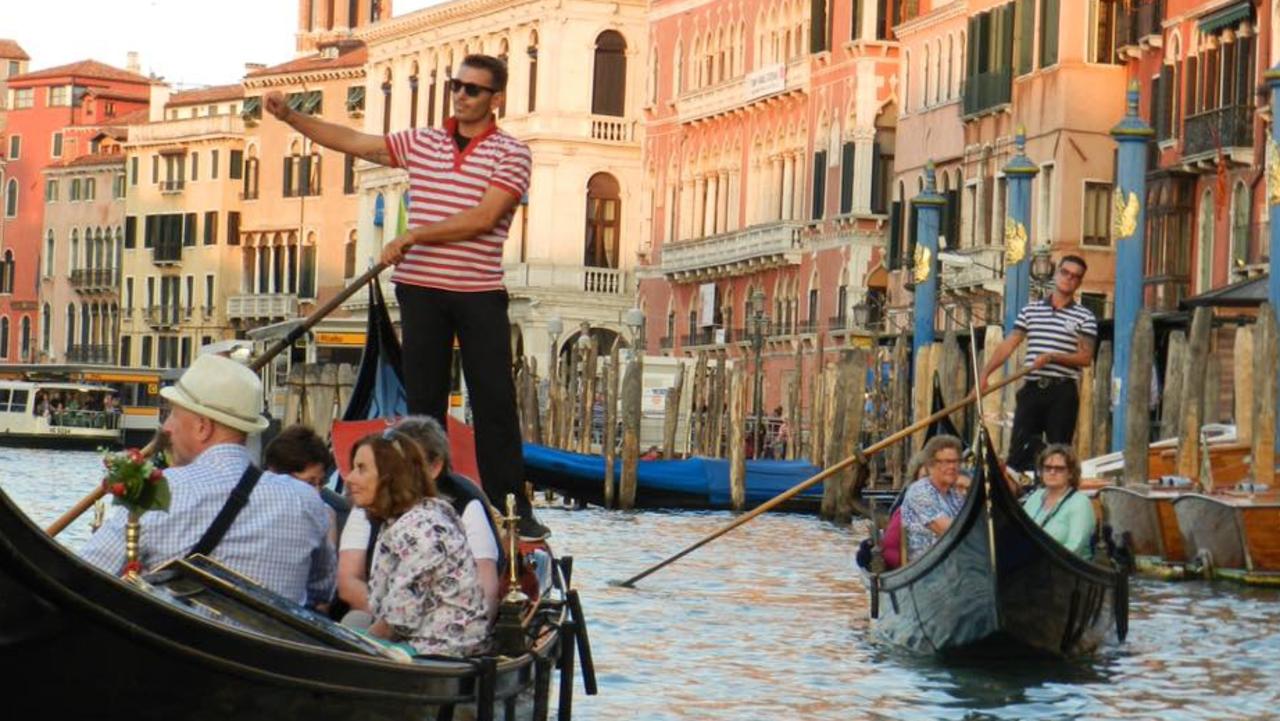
[6,0,446,88]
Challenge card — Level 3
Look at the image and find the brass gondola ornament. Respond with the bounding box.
[493,493,529,656]
[1112,188,1140,241]
[1004,217,1028,265]
[913,245,932,285]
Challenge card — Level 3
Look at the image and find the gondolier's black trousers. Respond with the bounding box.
[395,284,530,517]
[1007,377,1078,473]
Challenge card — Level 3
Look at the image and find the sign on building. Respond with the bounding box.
[745,65,786,102]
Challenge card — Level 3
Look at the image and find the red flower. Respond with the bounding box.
[127,449,144,465]
[109,483,127,497]
[149,468,165,483]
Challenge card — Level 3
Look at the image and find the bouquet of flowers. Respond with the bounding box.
[101,447,171,516]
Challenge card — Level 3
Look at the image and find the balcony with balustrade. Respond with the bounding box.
[1116,0,1164,56]
[938,246,1005,293]
[66,344,114,364]
[497,113,639,146]
[226,294,299,321]
[1183,105,1254,164]
[70,268,119,294]
[145,306,182,330]
[661,221,806,281]
[504,262,634,298]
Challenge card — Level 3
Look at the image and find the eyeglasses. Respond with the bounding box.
[1041,463,1070,473]
[1057,267,1084,281]
[448,78,496,97]
[933,457,962,466]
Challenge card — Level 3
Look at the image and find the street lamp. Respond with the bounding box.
[749,289,768,459]
[1030,245,1056,298]
[851,299,871,329]
[623,307,645,350]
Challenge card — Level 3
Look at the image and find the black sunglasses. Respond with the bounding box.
[448,78,496,97]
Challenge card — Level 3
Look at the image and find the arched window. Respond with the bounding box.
[0,317,8,359]
[1230,182,1250,271]
[70,229,80,275]
[381,67,393,134]
[65,304,75,356]
[496,40,509,118]
[95,227,106,269]
[300,231,318,298]
[41,303,51,353]
[4,178,16,217]
[45,230,55,277]
[592,31,627,117]
[244,145,260,200]
[527,32,539,113]
[80,304,90,345]
[1197,188,1215,292]
[922,44,930,108]
[19,316,29,359]
[344,230,357,279]
[584,173,621,268]
[409,62,420,128]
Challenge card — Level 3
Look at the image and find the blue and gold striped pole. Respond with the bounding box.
[1109,82,1154,452]
[1266,64,1280,446]
[911,161,946,361]
[1002,127,1038,333]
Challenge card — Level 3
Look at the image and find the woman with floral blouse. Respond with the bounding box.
[344,429,489,657]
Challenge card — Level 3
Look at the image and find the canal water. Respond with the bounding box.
[4,447,1280,720]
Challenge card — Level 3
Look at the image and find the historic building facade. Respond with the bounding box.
[0,40,31,135]
[1,60,150,362]
[117,83,245,369]
[240,40,370,363]
[889,0,1127,334]
[40,140,127,364]
[638,0,903,410]
[354,0,647,363]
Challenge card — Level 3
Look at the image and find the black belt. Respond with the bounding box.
[1029,376,1075,389]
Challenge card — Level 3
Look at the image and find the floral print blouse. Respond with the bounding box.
[368,497,490,657]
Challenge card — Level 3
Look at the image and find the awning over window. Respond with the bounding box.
[1198,2,1252,34]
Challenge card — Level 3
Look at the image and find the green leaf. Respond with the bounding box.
[152,480,171,513]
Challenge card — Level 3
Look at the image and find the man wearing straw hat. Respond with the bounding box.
[81,355,336,608]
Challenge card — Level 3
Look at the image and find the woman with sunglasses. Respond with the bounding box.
[1022,444,1095,559]
[343,430,489,657]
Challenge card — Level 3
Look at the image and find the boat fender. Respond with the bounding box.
[869,575,879,620]
[558,618,577,721]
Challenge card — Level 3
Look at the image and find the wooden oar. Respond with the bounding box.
[44,262,390,538]
[612,365,1033,588]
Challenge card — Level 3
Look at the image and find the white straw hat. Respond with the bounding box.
[159,354,270,433]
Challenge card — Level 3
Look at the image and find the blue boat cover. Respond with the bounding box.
[522,442,825,508]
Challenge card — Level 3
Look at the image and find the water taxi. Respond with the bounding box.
[0,381,123,449]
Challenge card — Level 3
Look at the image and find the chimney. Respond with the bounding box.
[126,51,140,75]
[149,81,171,123]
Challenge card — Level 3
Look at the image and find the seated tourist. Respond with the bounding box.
[899,435,966,563]
[339,416,502,623]
[1022,443,1095,559]
[80,355,335,608]
[343,429,489,657]
[264,424,351,544]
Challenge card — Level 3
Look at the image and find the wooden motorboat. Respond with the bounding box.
[859,433,1128,658]
[1096,486,1193,578]
[1173,492,1280,585]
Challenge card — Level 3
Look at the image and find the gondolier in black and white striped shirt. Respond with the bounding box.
[980,255,1097,473]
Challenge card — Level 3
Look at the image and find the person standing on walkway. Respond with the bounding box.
[980,255,1097,474]
[265,54,548,539]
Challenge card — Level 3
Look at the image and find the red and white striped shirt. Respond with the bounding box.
[384,117,531,292]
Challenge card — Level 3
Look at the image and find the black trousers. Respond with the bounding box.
[395,284,529,516]
[1007,378,1079,472]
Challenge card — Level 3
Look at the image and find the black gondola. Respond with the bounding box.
[859,432,1129,658]
[0,281,594,720]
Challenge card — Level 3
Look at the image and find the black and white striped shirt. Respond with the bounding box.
[1014,298,1098,380]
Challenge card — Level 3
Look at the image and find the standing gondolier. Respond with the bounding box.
[980,255,1097,474]
[265,54,549,539]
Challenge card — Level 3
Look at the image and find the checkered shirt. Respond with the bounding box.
[80,443,336,606]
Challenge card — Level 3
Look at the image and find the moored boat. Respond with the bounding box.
[859,434,1128,658]
[1096,486,1193,578]
[1173,492,1280,585]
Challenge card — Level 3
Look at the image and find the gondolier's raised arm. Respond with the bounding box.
[265,90,391,166]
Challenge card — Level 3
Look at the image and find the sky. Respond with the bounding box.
[6,0,446,88]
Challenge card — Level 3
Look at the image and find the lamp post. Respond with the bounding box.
[1029,245,1056,297]
[750,289,767,459]
[623,307,645,350]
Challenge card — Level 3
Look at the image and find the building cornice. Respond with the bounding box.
[893,1,968,38]
[243,66,365,90]
[357,0,645,44]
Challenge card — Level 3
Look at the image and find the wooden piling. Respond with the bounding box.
[579,337,599,454]
[1076,362,1094,460]
[709,351,727,457]
[980,326,1006,456]
[662,361,684,459]
[335,363,355,426]
[690,351,708,456]
[727,363,747,511]
[1090,341,1113,459]
[1176,307,1212,479]
[1252,304,1277,487]
[1160,330,1188,440]
[1123,309,1154,486]
[940,330,965,433]
[602,343,620,508]
[1201,352,1220,426]
[787,341,803,461]
[911,343,938,449]
[1233,325,1254,447]
[618,354,641,510]
[835,349,868,523]
[820,355,848,520]
[889,333,910,489]
[307,364,338,433]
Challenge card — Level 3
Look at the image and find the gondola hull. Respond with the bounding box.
[522,442,826,512]
[864,441,1127,658]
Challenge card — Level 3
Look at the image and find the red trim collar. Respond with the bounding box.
[444,115,499,166]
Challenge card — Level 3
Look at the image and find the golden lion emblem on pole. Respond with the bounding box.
[1004,217,1027,265]
[1111,188,1140,241]
[913,245,931,284]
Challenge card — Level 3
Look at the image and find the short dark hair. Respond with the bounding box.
[264,424,331,475]
[1059,255,1088,275]
[460,54,508,92]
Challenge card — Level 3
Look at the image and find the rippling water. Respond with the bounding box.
[5,448,1280,720]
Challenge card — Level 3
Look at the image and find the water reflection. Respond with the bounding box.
[4,450,1280,720]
